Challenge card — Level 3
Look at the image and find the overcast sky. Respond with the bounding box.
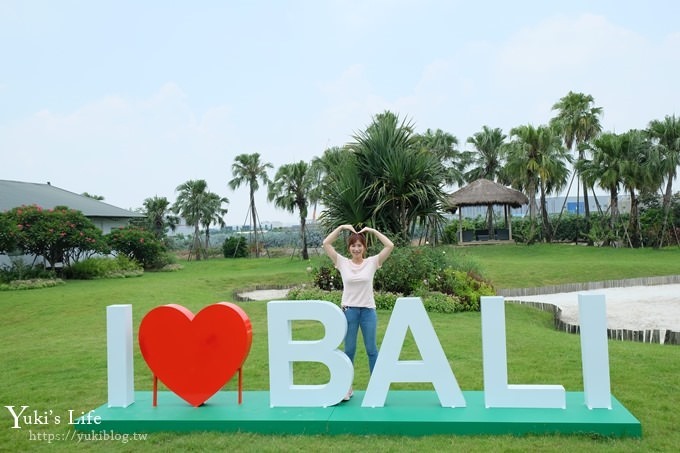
[2,1,679,226]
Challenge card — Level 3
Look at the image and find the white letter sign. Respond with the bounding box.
[481,296,566,408]
[267,300,353,407]
[363,298,466,408]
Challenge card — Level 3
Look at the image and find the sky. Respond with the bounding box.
[2,1,679,226]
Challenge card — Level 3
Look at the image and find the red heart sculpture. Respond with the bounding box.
[138,302,252,407]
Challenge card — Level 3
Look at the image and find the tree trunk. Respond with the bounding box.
[628,188,641,248]
[540,182,552,242]
[583,178,593,245]
[250,189,259,258]
[606,186,619,247]
[300,215,309,260]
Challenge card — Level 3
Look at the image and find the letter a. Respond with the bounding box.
[362,297,466,408]
[267,300,353,407]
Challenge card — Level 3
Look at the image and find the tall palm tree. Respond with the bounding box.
[172,179,210,260]
[141,196,179,240]
[551,91,603,243]
[465,126,508,232]
[646,115,680,236]
[200,192,229,252]
[268,161,316,259]
[228,153,273,258]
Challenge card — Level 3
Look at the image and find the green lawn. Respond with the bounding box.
[1,245,679,452]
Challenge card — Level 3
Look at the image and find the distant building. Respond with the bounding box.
[456,194,631,219]
[0,180,144,266]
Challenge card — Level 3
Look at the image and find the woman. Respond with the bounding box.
[322,224,394,401]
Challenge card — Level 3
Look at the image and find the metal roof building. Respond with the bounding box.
[0,179,143,234]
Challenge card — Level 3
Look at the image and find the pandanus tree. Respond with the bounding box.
[318,111,448,244]
[352,111,448,243]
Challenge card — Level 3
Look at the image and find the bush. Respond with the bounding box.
[308,246,492,313]
[312,263,342,291]
[428,268,494,311]
[62,255,142,280]
[222,236,249,258]
[374,246,449,295]
[0,278,65,291]
[106,226,166,269]
[0,261,56,284]
[286,286,343,305]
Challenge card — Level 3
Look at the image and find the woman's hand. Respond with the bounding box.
[343,224,357,233]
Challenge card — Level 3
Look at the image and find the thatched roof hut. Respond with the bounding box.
[446,178,528,208]
[446,179,528,243]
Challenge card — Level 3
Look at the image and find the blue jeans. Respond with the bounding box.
[343,307,378,374]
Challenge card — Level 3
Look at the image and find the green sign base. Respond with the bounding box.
[79,391,641,437]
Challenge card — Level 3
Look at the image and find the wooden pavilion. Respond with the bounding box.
[446,179,529,244]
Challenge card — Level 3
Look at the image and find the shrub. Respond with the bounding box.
[309,246,491,313]
[0,261,55,284]
[106,226,166,269]
[286,286,343,305]
[3,205,108,266]
[222,236,249,258]
[0,278,65,291]
[374,246,448,295]
[312,262,342,291]
[428,268,494,312]
[418,291,460,313]
[62,255,142,280]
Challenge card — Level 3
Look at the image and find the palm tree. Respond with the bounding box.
[268,161,316,259]
[229,153,273,258]
[506,124,569,242]
[141,196,179,239]
[551,91,603,243]
[465,126,508,232]
[172,179,210,260]
[200,192,229,252]
[619,130,660,247]
[579,133,628,243]
[534,127,571,242]
[646,115,680,240]
[414,128,470,187]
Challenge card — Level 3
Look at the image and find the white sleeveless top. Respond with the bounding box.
[335,255,380,308]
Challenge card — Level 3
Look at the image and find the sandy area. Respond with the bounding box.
[239,285,680,331]
[508,284,680,331]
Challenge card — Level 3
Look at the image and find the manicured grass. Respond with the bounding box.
[455,243,680,288]
[1,246,679,452]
